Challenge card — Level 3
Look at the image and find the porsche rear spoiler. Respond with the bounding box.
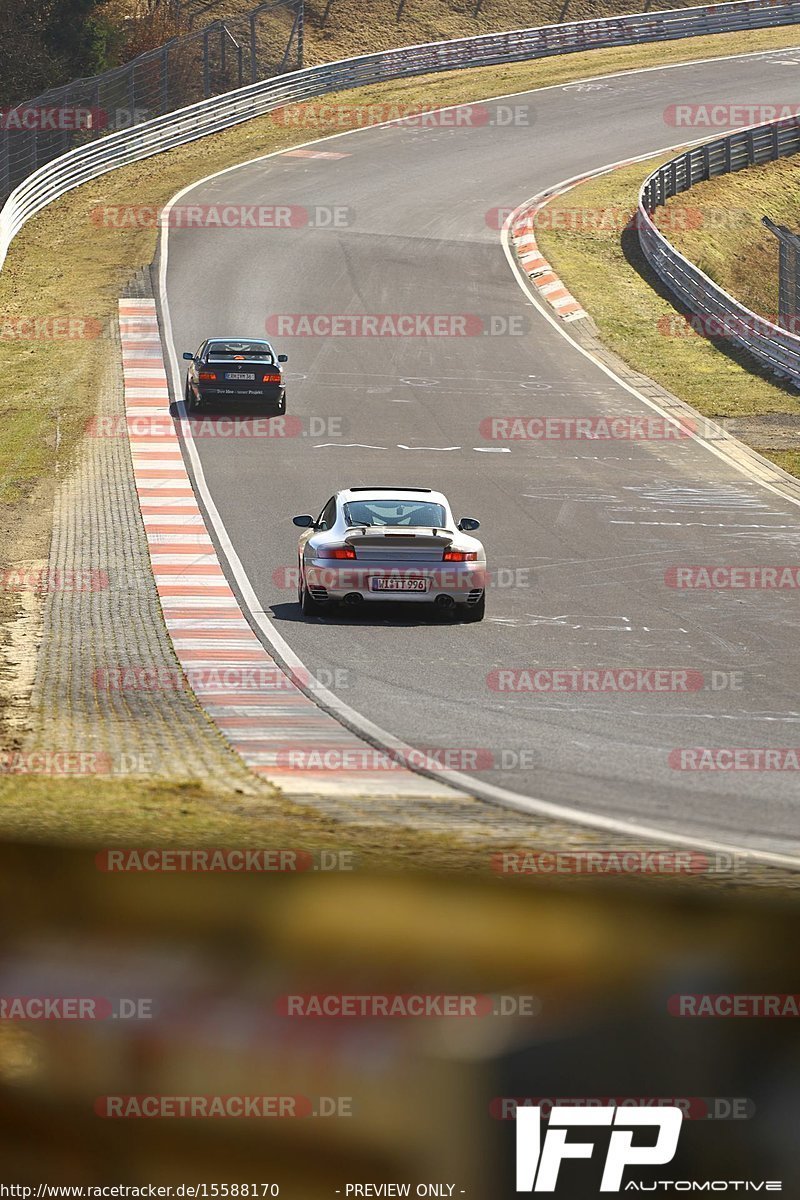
[343,526,453,549]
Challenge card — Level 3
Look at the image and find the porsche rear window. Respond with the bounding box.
[343,500,447,527]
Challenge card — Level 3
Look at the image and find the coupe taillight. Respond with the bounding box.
[443,550,478,561]
[199,371,217,381]
[262,372,281,383]
[318,547,356,560]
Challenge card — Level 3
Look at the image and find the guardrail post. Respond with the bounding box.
[0,133,9,206]
[763,217,800,332]
[297,0,304,67]
[128,64,137,127]
[250,11,258,81]
[203,27,212,96]
[162,44,170,112]
[396,0,407,19]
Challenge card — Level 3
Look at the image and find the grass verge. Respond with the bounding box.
[0,775,500,869]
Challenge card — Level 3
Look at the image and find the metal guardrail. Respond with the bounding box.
[2,0,800,272]
[638,117,800,384]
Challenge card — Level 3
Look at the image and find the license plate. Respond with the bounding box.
[225,372,255,380]
[371,577,428,592]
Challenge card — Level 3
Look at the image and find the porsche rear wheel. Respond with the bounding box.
[461,593,485,623]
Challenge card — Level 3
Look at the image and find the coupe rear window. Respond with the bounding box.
[207,342,273,361]
[343,500,447,528]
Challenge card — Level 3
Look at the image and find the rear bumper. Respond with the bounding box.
[196,384,284,403]
[304,561,486,602]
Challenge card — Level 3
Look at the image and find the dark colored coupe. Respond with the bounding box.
[182,338,288,412]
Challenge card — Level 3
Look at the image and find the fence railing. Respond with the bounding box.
[3,0,800,272]
[638,117,800,385]
[0,0,303,208]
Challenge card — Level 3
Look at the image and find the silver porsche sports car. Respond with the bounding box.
[292,487,486,621]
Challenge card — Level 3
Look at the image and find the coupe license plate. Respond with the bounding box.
[225,372,255,381]
[371,577,428,592]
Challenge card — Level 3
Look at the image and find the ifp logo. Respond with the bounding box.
[516,1105,683,1192]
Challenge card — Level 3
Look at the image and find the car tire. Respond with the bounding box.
[300,576,322,617]
[461,593,485,623]
[276,391,286,416]
[185,378,197,411]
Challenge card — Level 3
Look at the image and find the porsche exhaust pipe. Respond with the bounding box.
[434,594,456,609]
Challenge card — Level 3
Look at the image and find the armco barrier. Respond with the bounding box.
[3,0,800,271]
[638,118,800,384]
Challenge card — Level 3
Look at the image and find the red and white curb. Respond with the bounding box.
[119,299,458,799]
[511,194,588,323]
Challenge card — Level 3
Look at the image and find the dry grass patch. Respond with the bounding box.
[535,156,800,425]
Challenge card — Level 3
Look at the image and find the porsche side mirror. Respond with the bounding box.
[293,515,314,528]
[458,517,480,531]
